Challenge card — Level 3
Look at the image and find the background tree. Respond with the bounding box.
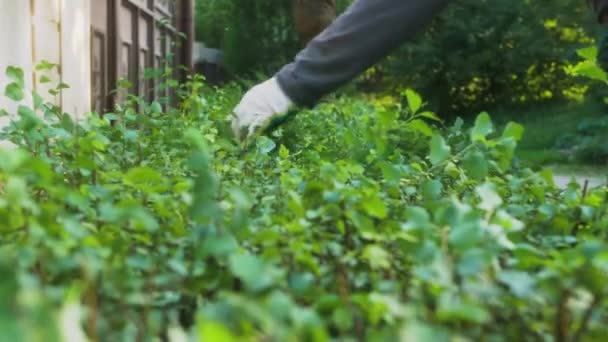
[372,0,599,115]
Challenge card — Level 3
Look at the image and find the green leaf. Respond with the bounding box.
[430,134,450,165]
[16,105,40,130]
[457,248,490,276]
[437,294,491,324]
[497,271,536,298]
[567,60,607,82]
[332,307,354,332]
[149,101,162,114]
[6,66,24,87]
[409,119,433,137]
[229,253,276,292]
[257,136,276,154]
[5,83,24,102]
[405,206,431,228]
[197,319,237,342]
[117,78,132,89]
[449,219,483,251]
[495,138,517,170]
[125,167,162,183]
[35,60,57,71]
[362,195,388,219]
[401,321,449,341]
[422,179,442,201]
[463,151,488,181]
[32,92,44,110]
[577,46,598,60]
[471,112,493,141]
[405,89,422,113]
[0,149,29,172]
[362,245,391,270]
[476,182,503,212]
[289,272,315,295]
[5,177,29,206]
[279,144,290,159]
[502,122,524,142]
[495,210,524,232]
[39,75,51,84]
[124,167,166,192]
[418,111,441,122]
[201,234,238,257]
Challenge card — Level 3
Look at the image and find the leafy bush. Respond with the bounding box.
[0,64,607,341]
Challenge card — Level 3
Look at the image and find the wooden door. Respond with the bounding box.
[91,0,192,113]
[91,0,110,113]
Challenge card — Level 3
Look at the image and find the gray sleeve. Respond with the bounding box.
[275,0,451,106]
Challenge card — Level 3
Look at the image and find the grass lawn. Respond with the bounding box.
[491,97,606,166]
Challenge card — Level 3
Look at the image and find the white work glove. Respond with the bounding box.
[231,77,294,142]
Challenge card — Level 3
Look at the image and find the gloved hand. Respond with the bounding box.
[231,77,294,142]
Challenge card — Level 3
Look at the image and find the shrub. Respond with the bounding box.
[0,65,607,341]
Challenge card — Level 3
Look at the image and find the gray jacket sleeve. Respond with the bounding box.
[275,0,450,107]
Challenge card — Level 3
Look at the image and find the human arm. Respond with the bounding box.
[232,0,451,140]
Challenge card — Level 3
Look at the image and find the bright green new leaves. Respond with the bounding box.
[566,47,608,82]
[566,60,608,82]
[362,194,388,219]
[409,119,433,137]
[35,60,58,72]
[577,46,598,60]
[429,134,451,165]
[124,167,167,192]
[197,319,237,342]
[405,88,423,113]
[418,111,441,122]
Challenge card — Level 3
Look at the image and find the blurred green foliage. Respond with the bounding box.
[0,55,607,340]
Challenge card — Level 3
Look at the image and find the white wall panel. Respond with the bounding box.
[0,0,92,148]
[60,0,91,118]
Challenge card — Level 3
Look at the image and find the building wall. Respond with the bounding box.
[0,0,33,138]
[0,0,193,149]
[0,0,91,126]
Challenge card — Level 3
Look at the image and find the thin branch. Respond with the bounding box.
[571,295,600,342]
[556,289,570,342]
